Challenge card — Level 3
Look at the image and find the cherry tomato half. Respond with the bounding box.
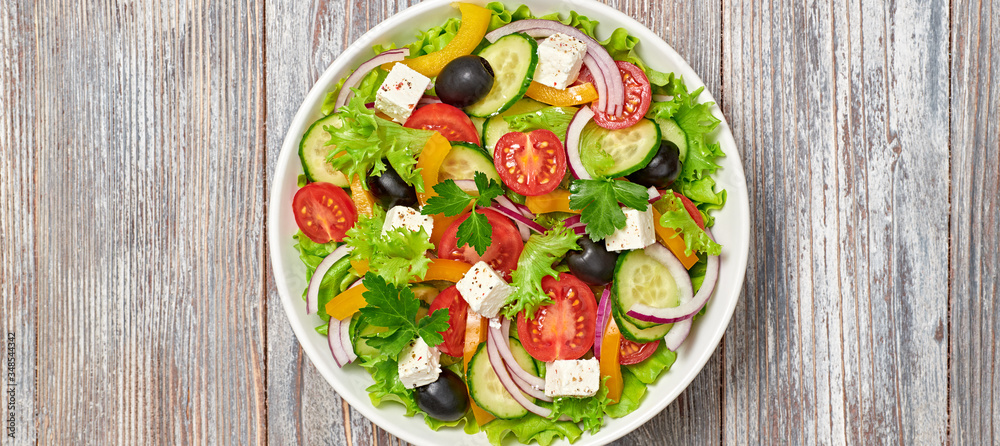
[404,103,480,144]
[618,338,660,365]
[516,273,597,362]
[438,209,523,281]
[673,191,705,230]
[429,285,469,357]
[579,61,651,130]
[493,129,567,196]
[292,182,357,244]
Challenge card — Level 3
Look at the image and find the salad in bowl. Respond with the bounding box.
[270,1,748,445]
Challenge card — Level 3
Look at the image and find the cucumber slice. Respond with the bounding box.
[467,338,537,419]
[470,116,487,140]
[613,249,682,329]
[299,115,349,187]
[466,34,538,118]
[350,316,389,361]
[655,118,689,163]
[580,118,661,178]
[481,98,547,155]
[439,142,502,183]
[611,296,673,343]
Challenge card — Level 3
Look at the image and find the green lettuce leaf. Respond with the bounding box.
[482,413,583,446]
[598,28,674,93]
[322,68,389,116]
[375,17,462,57]
[324,93,434,192]
[605,368,647,419]
[549,381,611,433]
[655,194,722,256]
[504,106,578,142]
[485,2,535,31]
[502,226,581,319]
[344,211,435,286]
[624,342,678,384]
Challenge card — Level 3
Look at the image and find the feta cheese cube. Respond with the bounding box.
[603,206,655,252]
[533,33,588,90]
[456,261,513,318]
[375,63,431,123]
[397,338,441,389]
[544,358,601,398]
[381,205,433,236]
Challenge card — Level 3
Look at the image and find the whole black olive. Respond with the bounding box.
[366,162,417,208]
[436,55,495,108]
[414,369,469,421]
[565,237,619,286]
[626,140,682,189]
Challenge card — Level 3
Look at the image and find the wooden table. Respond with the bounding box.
[2,0,997,444]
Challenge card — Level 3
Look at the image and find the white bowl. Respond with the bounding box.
[268,1,750,444]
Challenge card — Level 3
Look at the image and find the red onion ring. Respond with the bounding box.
[306,244,352,314]
[566,106,595,180]
[491,204,546,235]
[328,316,353,367]
[417,95,443,107]
[593,286,613,360]
[627,229,721,324]
[486,328,553,418]
[333,48,410,111]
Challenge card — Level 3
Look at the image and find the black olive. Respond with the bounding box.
[366,162,417,209]
[565,237,619,286]
[414,369,469,421]
[436,55,495,108]
[626,140,682,189]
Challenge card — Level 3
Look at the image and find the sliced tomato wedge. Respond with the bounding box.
[673,191,705,229]
[516,273,597,362]
[429,285,469,357]
[404,103,480,144]
[493,129,566,196]
[292,182,357,243]
[438,209,523,281]
[618,338,660,365]
[579,61,651,129]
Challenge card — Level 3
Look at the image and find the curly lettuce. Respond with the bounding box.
[502,226,581,319]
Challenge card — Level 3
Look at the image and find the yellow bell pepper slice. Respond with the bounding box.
[463,311,496,425]
[599,317,624,404]
[525,189,578,214]
[349,175,376,218]
[416,132,453,205]
[383,3,492,78]
[326,283,369,321]
[525,81,599,107]
[422,258,473,282]
[326,258,472,319]
[651,207,699,269]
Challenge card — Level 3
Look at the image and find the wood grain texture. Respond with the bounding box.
[721,0,950,444]
[26,0,268,443]
[949,0,1000,444]
[1,0,38,444]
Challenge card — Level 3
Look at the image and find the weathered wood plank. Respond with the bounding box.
[30,0,267,443]
[721,0,950,443]
[949,0,1000,444]
[0,0,38,444]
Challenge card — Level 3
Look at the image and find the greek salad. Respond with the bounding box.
[290,2,727,444]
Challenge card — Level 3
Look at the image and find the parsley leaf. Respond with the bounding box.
[325,92,434,192]
[568,178,649,241]
[502,225,581,319]
[358,273,451,359]
[655,194,722,256]
[422,172,504,255]
[344,210,434,286]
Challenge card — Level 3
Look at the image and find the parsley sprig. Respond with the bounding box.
[357,273,451,359]
[568,178,649,241]
[422,171,504,255]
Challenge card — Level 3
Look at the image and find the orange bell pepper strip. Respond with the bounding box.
[349,175,376,218]
[463,311,495,425]
[525,189,578,214]
[430,213,463,246]
[383,3,492,78]
[416,132,453,206]
[525,81,599,107]
[651,207,699,269]
[422,258,473,282]
[350,259,370,277]
[326,283,369,321]
[599,317,624,404]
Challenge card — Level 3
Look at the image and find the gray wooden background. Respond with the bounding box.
[1,0,997,444]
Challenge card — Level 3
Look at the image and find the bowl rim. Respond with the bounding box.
[268,1,750,444]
